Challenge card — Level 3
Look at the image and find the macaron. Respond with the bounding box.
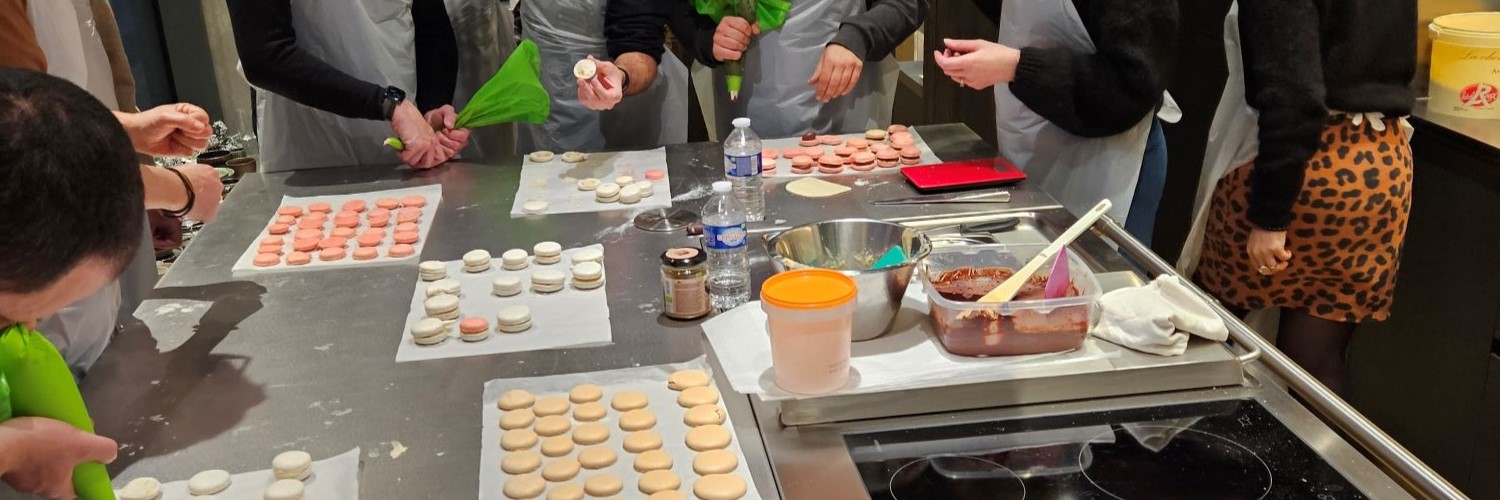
[891,135,916,149]
[761,148,778,160]
[396,207,422,224]
[419,261,447,281]
[464,249,492,273]
[296,218,324,230]
[595,183,621,203]
[619,185,642,205]
[353,247,379,260]
[571,248,604,265]
[493,276,523,297]
[357,231,383,247]
[615,176,635,187]
[571,262,605,291]
[388,243,416,258]
[643,169,666,181]
[834,146,856,159]
[819,135,843,146]
[395,222,419,233]
[334,211,360,228]
[366,211,390,228]
[287,251,312,266]
[534,242,563,265]
[851,152,877,171]
[331,227,356,239]
[317,237,347,250]
[459,317,491,342]
[264,479,304,500]
[899,146,922,165]
[401,195,427,208]
[394,231,420,245]
[888,124,908,134]
[363,228,386,240]
[497,306,534,333]
[427,278,461,297]
[790,156,814,174]
[532,269,566,294]
[341,199,367,213]
[804,147,827,159]
[870,143,894,154]
[119,477,161,500]
[277,206,304,217]
[411,317,448,346]
[780,148,803,159]
[817,156,845,175]
[876,149,901,168]
[253,253,280,267]
[275,215,296,225]
[295,228,323,240]
[529,150,555,163]
[561,151,588,163]
[272,451,313,481]
[502,249,530,270]
[847,138,870,150]
[318,247,346,261]
[633,181,655,198]
[424,293,461,320]
[522,200,549,215]
[797,131,818,147]
[261,235,285,246]
[293,238,319,252]
[307,202,333,213]
[303,212,328,223]
[577,178,601,191]
[760,157,777,173]
[864,129,888,141]
[187,470,231,496]
[257,244,283,256]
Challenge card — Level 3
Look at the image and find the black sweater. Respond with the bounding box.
[1240,0,1417,230]
[227,0,458,121]
[993,0,1178,139]
[674,0,928,68]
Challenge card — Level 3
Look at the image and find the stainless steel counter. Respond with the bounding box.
[1413,99,1500,153]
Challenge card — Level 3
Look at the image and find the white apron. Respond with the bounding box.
[255,0,509,172]
[516,0,689,152]
[994,0,1168,223]
[706,0,898,139]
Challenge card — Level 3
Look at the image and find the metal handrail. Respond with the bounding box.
[1094,216,1466,500]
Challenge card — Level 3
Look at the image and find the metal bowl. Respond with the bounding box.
[765,219,932,341]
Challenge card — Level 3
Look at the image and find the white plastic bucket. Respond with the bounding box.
[1429,12,1500,119]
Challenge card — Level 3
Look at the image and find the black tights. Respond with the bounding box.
[1223,306,1356,396]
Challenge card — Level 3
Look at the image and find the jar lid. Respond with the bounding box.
[761,269,857,310]
[662,247,706,267]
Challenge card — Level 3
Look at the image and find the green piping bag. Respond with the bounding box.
[0,324,113,500]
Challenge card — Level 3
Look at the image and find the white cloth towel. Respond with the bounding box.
[1090,275,1229,356]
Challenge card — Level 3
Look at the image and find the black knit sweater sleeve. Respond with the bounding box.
[1239,0,1328,230]
[1008,0,1177,139]
[829,0,929,62]
[607,0,668,63]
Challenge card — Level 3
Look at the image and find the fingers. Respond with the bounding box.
[76,431,119,464]
[440,105,456,129]
[943,38,985,54]
[826,65,852,102]
[578,78,603,106]
[808,59,829,96]
[836,62,861,98]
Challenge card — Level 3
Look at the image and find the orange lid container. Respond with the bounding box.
[761,269,857,310]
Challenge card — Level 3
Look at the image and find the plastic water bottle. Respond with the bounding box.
[702,181,751,312]
[723,117,765,222]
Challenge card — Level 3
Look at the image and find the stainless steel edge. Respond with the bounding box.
[1093,216,1465,499]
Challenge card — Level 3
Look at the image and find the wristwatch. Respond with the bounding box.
[380,86,408,120]
[619,67,632,94]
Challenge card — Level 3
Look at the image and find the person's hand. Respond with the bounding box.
[423,105,470,160]
[578,57,625,111]
[1247,228,1292,275]
[0,417,118,500]
[809,44,864,103]
[391,101,446,169]
[149,209,184,251]
[172,164,224,222]
[932,38,1022,91]
[117,104,213,157]
[712,16,759,62]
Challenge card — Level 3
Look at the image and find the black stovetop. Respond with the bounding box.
[846,399,1366,499]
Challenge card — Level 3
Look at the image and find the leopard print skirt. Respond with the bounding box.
[1196,116,1413,323]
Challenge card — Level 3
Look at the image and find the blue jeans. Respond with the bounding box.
[1125,119,1167,246]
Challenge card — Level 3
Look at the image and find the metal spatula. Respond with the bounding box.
[978,199,1112,303]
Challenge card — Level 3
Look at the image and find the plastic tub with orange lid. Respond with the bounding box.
[760,269,858,395]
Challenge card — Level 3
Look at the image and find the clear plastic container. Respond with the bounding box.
[920,243,1101,357]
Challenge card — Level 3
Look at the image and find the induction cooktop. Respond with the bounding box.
[845,399,1366,499]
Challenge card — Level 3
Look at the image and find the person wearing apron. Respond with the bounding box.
[690,0,924,139]
[931,0,1179,241]
[227,0,508,172]
[1188,0,1417,395]
[515,0,689,153]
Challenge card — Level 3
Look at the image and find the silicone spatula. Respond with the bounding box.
[1044,246,1071,299]
[872,246,908,270]
[978,199,1112,303]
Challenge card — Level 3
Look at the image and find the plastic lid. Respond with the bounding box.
[761,269,857,310]
[733,117,751,128]
[712,181,732,193]
[662,247,706,267]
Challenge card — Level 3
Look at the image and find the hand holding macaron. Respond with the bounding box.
[577,56,625,111]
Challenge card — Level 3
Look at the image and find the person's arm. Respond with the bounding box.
[1239,0,1326,230]
[828,0,928,63]
[0,417,118,500]
[1008,0,1177,138]
[605,0,665,96]
[669,1,726,68]
[225,0,387,120]
[411,0,457,112]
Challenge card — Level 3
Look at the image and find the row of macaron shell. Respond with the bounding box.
[253,198,428,266]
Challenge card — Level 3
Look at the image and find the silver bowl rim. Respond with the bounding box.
[764,218,934,276]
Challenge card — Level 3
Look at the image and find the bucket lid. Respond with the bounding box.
[762,269,856,310]
[1432,12,1500,36]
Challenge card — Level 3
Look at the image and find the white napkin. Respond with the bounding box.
[1090,275,1228,356]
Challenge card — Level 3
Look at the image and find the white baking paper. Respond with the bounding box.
[395,245,611,362]
[231,185,443,276]
[758,128,942,178]
[703,283,1116,401]
[479,359,764,500]
[510,149,673,217]
[113,447,360,500]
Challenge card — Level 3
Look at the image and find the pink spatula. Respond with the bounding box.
[1044,247,1071,299]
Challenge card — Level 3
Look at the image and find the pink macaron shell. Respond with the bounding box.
[341,200,367,213]
[367,208,391,219]
[401,195,427,208]
[834,147,857,158]
[375,197,401,210]
[275,215,296,225]
[887,124,908,134]
[260,235,285,246]
[294,228,323,239]
[791,167,815,175]
[394,231,420,244]
[761,158,777,172]
[460,317,491,334]
[297,218,325,230]
[319,247,347,261]
[356,233,383,247]
[277,205,304,217]
[366,215,390,228]
[818,135,843,145]
[853,151,877,164]
[307,202,333,213]
[850,163,876,172]
[791,156,814,169]
[353,247,379,260]
[257,245,283,256]
[395,222,419,233]
[762,149,778,160]
[286,251,313,265]
[331,227,356,239]
[817,165,845,175]
[781,148,804,159]
[847,138,870,150]
[644,169,666,181]
[293,238,320,252]
[334,215,360,228]
[253,253,281,267]
[318,237,347,250]
[396,208,422,224]
[388,243,416,258]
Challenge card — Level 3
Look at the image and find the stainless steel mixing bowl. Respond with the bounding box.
[764,219,932,341]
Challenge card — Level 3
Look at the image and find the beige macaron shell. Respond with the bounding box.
[534,241,563,256]
[683,404,727,427]
[541,435,575,457]
[685,424,733,451]
[118,477,161,500]
[533,397,570,416]
[501,428,539,451]
[187,469,231,495]
[667,369,711,391]
[584,473,624,497]
[264,479,305,500]
[542,459,581,482]
[571,248,604,265]
[498,306,533,326]
[638,469,682,495]
[611,390,649,411]
[547,483,585,500]
[497,389,536,410]
[501,450,543,474]
[578,446,618,469]
[693,474,747,500]
[573,402,608,422]
[568,383,604,403]
[572,422,611,445]
[571,262,604,281]
[619,409,657,431]
[504,474,547,499]
[692,449,740,475]
[633,449,674,472]
[677,386,720,408]
[534,415,571,436]
[500,408,536,429]
[623,430,664,453]
[649,491,689,500]
[271,450,313,480]
[532,269,566,286]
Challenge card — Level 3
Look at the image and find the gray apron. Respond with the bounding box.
[516,0,690,152]
[254,0,509,172]
[707,0,897,139]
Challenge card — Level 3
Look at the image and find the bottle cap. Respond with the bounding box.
[712,181,732,193]
[733,117,751,128]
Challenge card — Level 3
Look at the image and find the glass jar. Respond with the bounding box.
[661,247,710,320]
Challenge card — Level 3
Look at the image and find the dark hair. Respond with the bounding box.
[0,68,143,293]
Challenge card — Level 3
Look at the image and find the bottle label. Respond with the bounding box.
[703,223,747,250]
[663,274,710,319]
[726,153,762,178]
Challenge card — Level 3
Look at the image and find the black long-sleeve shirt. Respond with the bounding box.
[673,0,928,68]
[1239,0,1416,230]
[226,0,458,121]
[604,0,669,63]
[1000,0,1178,139]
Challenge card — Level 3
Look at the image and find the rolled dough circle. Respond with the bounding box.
[118,477,161,500]
[542,459,581,482]
[541,435,575,457]
[693,474,748,500]
[500,409,535,430]
[611,390,649,411]
[677,386,720,408]
[578,446,618,469]
[527,414,567,437]
[568,384,603,404]
[693,449,740,475]
[504,474,546,499]
[498,389,536,410]
[533,397,570,417]
[632,450,673,472]
[546,484,584,500]
[502,428,539,451]
[584,474,624,497]
[572,402,607,422]
[637,470,682,495]
[623,430,664,453]
[685,425,732,451]
[572,422,610,445]
[619,409,657,431]
[667,370,711,391]
[501,450,543,474]
[264,479,305,500]
[684,404,727,427]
